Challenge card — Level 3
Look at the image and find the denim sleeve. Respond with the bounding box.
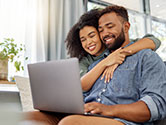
[140,95,158,121]
[139,50,166,121]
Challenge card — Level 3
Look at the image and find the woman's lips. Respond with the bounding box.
[88,45,96,51]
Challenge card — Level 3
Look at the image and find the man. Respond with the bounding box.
[58,5,166,125]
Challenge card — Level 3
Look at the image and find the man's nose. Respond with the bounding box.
[100,29,109,40]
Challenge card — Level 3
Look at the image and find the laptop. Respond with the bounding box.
[28,58,85,114]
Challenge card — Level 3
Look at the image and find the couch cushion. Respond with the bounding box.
[15,76,34,111]
[0,84,21,110]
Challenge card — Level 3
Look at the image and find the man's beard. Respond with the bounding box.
[105,29,125,51]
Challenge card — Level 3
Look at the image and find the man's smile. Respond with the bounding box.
[103,34,116,45]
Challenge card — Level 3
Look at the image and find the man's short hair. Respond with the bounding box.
[99,5,129,22]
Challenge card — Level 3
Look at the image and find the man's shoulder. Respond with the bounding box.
[124,49,159,65]
[136,49,158,59]
[131,49,164,66]
[129,49,156,59]
[137,48,153,53]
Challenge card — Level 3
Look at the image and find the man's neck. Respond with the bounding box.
[121,40,130,47]
[121,34,130,47]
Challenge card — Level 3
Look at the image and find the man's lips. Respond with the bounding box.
[103,37,115,46]
[103,34,116,45]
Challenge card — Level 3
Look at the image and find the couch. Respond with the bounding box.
[1,60,166,125]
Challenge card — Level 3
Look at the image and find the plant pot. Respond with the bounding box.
[0,58,8,80]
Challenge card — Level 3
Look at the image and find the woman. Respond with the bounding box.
[65,9,161,92]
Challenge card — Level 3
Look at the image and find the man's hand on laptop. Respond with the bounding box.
[84,102,114,117]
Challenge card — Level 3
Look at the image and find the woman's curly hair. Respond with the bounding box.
[65,9,101,60]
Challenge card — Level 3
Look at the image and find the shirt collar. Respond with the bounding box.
[87,41,134,61]
[87,49,110,61]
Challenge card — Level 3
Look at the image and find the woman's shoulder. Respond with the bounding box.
[79,55,93,66]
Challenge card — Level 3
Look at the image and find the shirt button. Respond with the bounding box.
[97,98,101,102]
[102,89,106,92]
[98,92,102,96]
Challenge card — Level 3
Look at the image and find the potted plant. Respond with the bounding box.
[0,38,28,80]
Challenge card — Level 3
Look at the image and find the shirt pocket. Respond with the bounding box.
[109,60,139,102]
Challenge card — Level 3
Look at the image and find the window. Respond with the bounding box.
[0,0,37,78]
[150,0,166,20]
[101,0,143,12]
[152,20,166,61]
[128,11,145,39]
[88,1,105,10]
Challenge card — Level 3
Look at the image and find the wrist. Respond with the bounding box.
[100,59,108,68]
[121,48,132,56]
[108,105,119,117]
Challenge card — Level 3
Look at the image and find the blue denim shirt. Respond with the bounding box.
[83,49,166,125]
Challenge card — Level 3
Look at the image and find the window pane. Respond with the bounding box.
[152,20,166,61]
[150,0,166,20]
[128,12,145,39]
[100,0,143,12]
[88,1,105,11]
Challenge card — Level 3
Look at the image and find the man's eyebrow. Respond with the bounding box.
[105,22,113,26]
[99,22,113,27]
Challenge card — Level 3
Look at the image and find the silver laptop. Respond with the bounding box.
[28,58,84,114]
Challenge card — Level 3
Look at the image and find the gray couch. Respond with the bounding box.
[0,62,166,124]
[0,84,21,109]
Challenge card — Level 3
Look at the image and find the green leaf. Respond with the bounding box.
[0,43,4,45]
[25,57,28,60]
[6,38,10,41]
[1,38,28,71]
[21,66,24,70]
[14,61,21,71]
[11,38,14,42]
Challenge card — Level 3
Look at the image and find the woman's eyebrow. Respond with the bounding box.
[80,36,85,40]
[88,31,95,36]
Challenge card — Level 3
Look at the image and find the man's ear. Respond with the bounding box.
[123,22,130,33]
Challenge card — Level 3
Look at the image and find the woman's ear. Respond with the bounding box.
[123,22,130,33]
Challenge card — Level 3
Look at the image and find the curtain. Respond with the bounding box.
[0,0,85,77]
[27,0,84,62]
[48,0,84,60]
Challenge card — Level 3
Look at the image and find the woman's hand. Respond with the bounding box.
[102,48,131,67]
[101,48,132,83]
[101,64,118,83]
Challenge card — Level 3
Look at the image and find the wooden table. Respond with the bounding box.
[0,80,15,84]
